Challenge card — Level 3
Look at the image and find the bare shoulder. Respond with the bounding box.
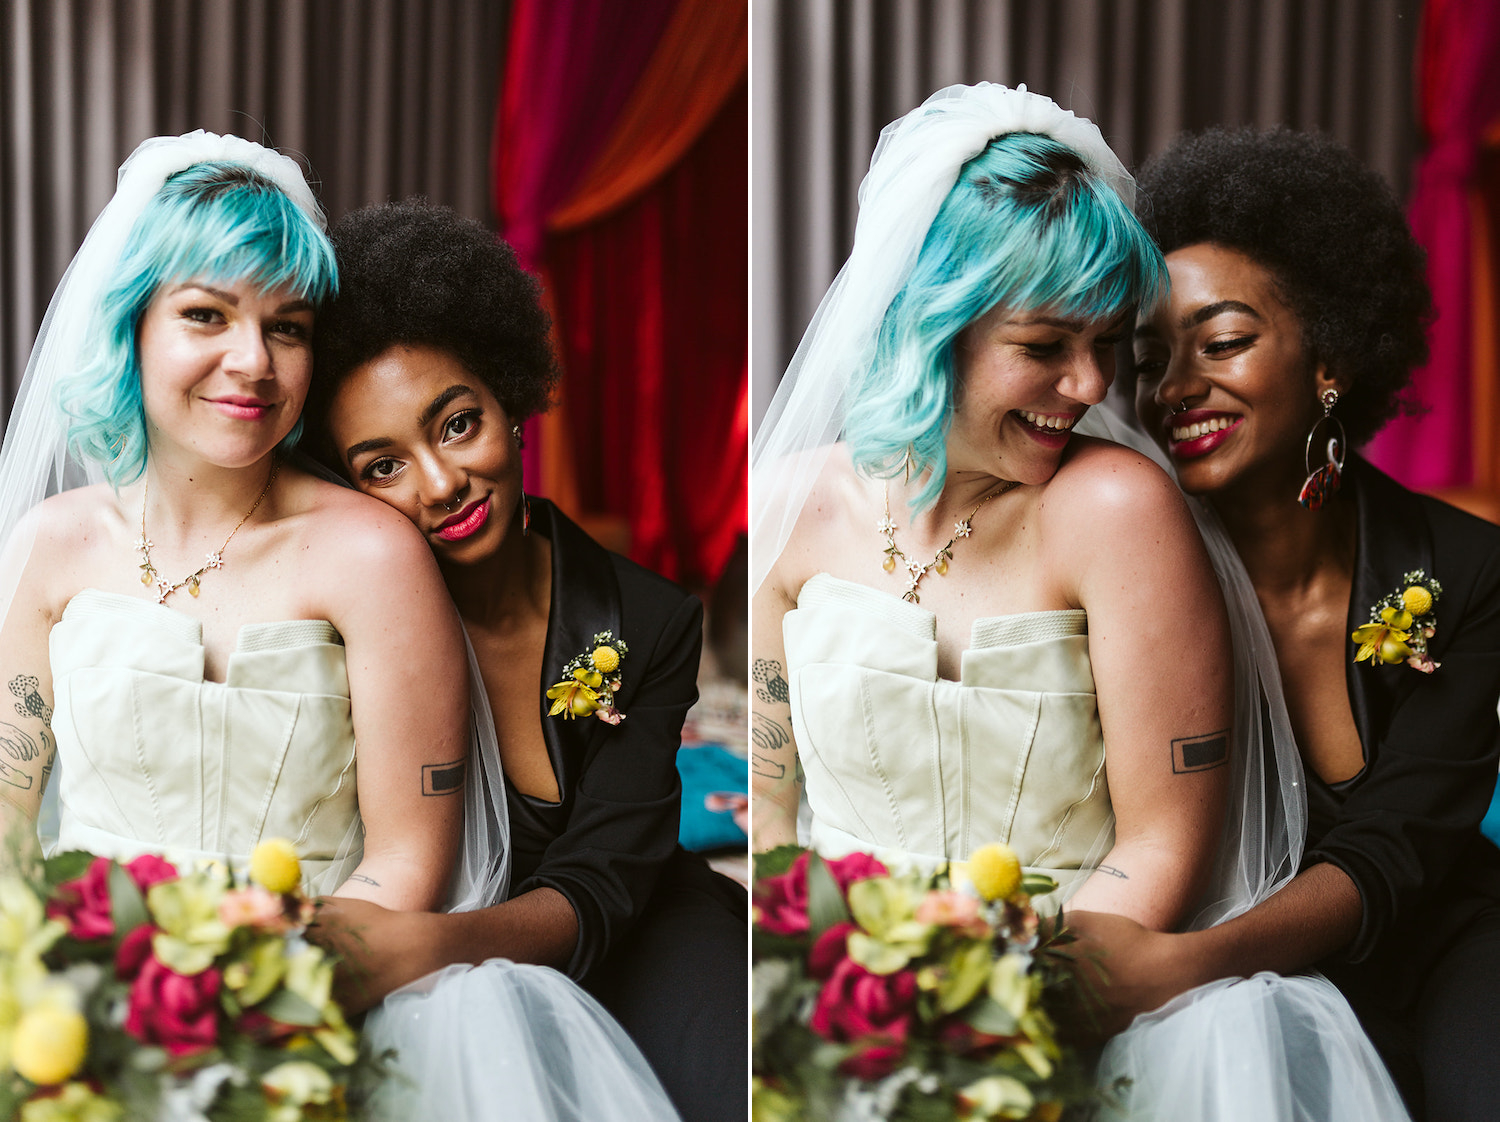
[766,443,867,599]
[7,484,123,563]
[1041,436,1189,531]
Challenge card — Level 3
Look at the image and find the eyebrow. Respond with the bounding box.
[1179,300,1261,330]
[343,384,478,463]
[168,283,312,315]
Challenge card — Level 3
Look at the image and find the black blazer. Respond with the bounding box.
[506,498,705,980]
[1305,457,1500,1007]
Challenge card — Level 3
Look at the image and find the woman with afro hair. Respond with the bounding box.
[306,199,747,1122]
[1068,127,1500,1122]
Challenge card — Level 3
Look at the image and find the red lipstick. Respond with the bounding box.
[435,497,491,542]
[1165,409,1242,460]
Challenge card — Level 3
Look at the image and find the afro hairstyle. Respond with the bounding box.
[309,198,557,461]
[1135,127,1431,448]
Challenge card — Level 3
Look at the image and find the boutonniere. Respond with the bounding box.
[547,631,630,724]
[1351,570,1444,674]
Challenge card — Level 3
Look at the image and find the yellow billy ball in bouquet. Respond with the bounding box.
[968,843,1023,902]
[249,838,302,895]
[11,1004,88,1086]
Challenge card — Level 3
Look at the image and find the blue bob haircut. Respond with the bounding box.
[57,161,338,486]
[845,132,1167,511]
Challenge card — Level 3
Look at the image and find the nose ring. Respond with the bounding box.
[444,500,457,511]
[1172,401,1189,415]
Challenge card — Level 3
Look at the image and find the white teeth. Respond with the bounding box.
[1020,410,1077,431]
[1172,416,1236,441]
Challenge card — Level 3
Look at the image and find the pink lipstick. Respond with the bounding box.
[1166,410,1242,460]
[206,395,275,421]
[435,497,490,542]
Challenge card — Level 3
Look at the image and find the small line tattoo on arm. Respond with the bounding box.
[346,873,381,887]
[752,659,790,706]
[9,674,51,725]
[1171,729,1230,774]
[0,721,43,762]
[1097,865,1129,880]
[421,759,467,796]
[751,712,792,780]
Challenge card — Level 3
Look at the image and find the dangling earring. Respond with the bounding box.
[513,423,530,536]
[901,444,917,484]
[1298,387,1346,510]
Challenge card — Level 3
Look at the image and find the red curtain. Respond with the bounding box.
[1367,0,1500,490]
[493,0,747,587]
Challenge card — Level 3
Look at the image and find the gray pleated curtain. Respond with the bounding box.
[752,0,1424,429]
[0,0,505,429]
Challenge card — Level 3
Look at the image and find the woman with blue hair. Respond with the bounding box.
[750,84,1411,1120]
[0,132,677,1119]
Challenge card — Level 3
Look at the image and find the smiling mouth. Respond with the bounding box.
[435,498,490,542]
[1166,412,1243,459]
[1016,410,1081,432]
[206,397,275,421]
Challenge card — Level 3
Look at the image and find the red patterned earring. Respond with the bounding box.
[514,423,530,536]
[1298,388,1345,510]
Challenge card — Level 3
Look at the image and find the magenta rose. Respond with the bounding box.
[47,856,115,940]
[124,955,222,1056]
[124,854,179,892]
[843,1041,906,1081]
[809,957,918,1071]
[114,924,156,980]
[756,852,890,938]
[822,851,889,894]
[808,921,857,980]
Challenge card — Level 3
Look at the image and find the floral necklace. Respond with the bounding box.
[136,460,279,605]
[878,479,1020,603]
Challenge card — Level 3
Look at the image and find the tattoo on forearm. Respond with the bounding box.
[9,675,52,725]
[421,759,467,796]
[0,758,33,790]
[346,873,381,887]
[1171,730,1230,773]
[0,720,44,763]
[752,658,790,706]
[751,712,792,780]
[1097,865,1129,880]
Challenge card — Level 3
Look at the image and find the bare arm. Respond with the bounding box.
[750,570,801,850]
[324,507,469,913]
[1055,448,1232,931]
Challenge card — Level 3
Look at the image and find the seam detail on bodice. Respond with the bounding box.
[1033,745,1110,867]
[295,739,359,852]
[129,674,167,844]
[860,672,910,851]
[998,693,1044,845]
[250,695,302,847]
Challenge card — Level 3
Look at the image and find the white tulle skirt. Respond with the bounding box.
[1096,972,1410,1122]
[361,960,680,1121]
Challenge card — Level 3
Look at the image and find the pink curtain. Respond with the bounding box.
[1367,0,1500,488]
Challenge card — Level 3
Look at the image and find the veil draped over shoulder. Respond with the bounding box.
[0,130,510,912]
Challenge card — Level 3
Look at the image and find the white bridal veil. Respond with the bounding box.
[0,131,510,912]
[749,83,1304,926]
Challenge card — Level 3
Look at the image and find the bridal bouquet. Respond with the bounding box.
[0,840,374,1121]
[752,844,1088,1122]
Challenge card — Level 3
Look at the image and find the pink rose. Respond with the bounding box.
[809,957,918,1065]
[217,886,288,931]
[808,921,857,979]
[754,852,891,938]
[915,890,988,938]
[236,1009,299,1044]
[124,955,221,1056]
[115,924,156,979]
[842,1041,906,1081]
[47,857,115,940]
[124,854,179,892]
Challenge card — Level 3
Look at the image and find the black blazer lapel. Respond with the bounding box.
[1344,456,1437,757]
[537,499,624,799]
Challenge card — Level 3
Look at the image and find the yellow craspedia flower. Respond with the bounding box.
[11,1005,87,1086]
[590,645,620,674]
[968,843,1022,901]
[249,838,301,895]
[1402,585,1433,616]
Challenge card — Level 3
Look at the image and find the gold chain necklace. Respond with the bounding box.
[136,460,279,605]
[878,479,1020,603]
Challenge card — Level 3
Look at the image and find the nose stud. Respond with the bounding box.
[1172,401,1189,415]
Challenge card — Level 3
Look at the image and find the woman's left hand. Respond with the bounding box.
[309,896,448,1014]
[1057,909,1199,1040]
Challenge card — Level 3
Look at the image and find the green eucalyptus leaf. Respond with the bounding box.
[805,852,850,940]
[964,995,1019,1036]
[258,987,323,1027]
[108,860,149,935]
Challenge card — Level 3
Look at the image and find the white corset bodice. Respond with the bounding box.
[48,589,360,889]
[784,573,1113,902]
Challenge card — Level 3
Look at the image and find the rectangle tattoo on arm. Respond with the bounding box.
[421,759,467,795]
[1172,730,1229,773]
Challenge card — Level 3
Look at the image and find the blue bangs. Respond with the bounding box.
[57,161,337,487]
[845,132,1166,511]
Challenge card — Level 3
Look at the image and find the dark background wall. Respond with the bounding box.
[0,0,506,429]
[752,0,1424,428]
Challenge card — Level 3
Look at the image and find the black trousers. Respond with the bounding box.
[1335,903,1500,1122]
[585,851,748,1122]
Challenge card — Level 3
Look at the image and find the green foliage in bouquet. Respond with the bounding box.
[752,844,1093,1122]
[0,841,385,1121]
